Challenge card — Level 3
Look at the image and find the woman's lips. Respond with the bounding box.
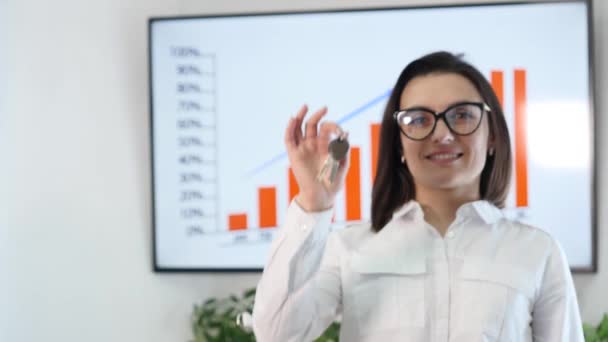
[425,152,464,163]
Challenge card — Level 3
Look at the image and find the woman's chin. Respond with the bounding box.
[417,175,477,192]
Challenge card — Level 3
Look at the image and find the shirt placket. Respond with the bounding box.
[433,223,459,342]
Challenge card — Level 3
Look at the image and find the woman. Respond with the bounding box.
[252,51,584,341]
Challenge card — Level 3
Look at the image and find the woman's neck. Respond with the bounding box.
[415,187,480,236]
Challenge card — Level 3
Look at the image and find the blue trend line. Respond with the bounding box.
[245,88,393,177]
[336,89,392,124]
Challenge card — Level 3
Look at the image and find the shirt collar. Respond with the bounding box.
[457,200,504,225]
[391,199,504,225]
[391,200,423,221]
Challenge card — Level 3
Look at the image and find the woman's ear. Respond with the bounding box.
[487,133,496,156]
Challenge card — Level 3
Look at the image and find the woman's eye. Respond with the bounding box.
[404,113,431,126]
[410,116,427,125]
[453,111,474,120]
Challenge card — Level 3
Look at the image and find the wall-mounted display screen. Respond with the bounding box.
[149,0,595,272]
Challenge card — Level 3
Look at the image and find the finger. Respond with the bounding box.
[292,104,308,145]
[304,106,328,139]
[284,116,298,150]
[318,122,345,154]
[318,121,343,142]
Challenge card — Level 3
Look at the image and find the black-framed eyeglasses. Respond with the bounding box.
[393,101,491,141]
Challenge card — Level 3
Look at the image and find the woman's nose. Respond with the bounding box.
[431,118,455,143]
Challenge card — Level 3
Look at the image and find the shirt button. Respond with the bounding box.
[446,231,455,239]
[301,224,309,231]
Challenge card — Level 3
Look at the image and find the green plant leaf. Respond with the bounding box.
[313,322,341,341]
[243,288,256,298]
[222,307,235,318]
[598,314,608,338]
[203,298,217,306]
[584,323,598,339]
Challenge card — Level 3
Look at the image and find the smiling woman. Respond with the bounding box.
[372,56,512,236]
[252,51,585,342]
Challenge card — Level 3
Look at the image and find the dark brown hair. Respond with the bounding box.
[371,51,512,232]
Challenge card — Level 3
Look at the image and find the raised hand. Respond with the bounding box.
[284,105,350,212]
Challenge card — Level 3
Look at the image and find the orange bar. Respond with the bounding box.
[514,69,528,207]
[345,146,361,221]
[258,187,277,228]
[371,123,380,183]
[228,214,247,231]
[288,168,299,203]
[490,70,504,108]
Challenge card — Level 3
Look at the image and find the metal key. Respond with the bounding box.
[316,134,350,184]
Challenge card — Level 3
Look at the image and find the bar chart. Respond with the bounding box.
[220,68,531,237]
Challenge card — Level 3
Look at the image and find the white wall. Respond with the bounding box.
[0,0,606,341]
[0,1,260,341]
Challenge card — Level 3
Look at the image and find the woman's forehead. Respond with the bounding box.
[399,73,482,110]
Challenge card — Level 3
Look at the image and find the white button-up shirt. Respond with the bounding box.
[252,200,584,342]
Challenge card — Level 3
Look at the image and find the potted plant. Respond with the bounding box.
[191,287,340,342]
[584,314,608,342]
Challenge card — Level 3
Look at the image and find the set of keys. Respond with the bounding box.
[316,133,350,185]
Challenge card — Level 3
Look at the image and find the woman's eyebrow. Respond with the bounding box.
[401,104,434,111]
[401,100,480,111]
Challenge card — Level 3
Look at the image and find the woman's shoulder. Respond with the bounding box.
[492,217,564,263]
[497,217,557,242]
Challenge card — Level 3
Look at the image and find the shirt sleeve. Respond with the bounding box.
[531,238,584,342]
[252,200,343,342]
